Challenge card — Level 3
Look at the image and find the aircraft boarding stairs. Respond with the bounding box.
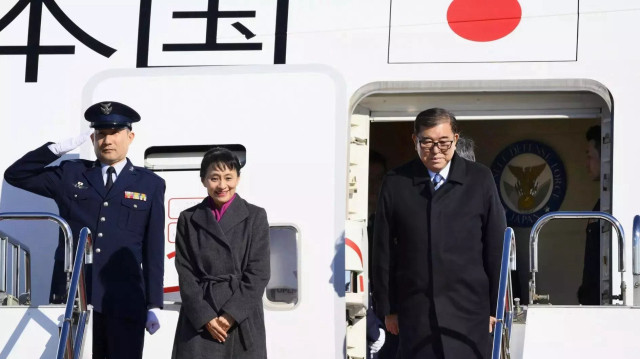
[0,213,92,359]
[493,211,640,359]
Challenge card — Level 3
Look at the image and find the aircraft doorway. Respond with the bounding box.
[348,81,613,306]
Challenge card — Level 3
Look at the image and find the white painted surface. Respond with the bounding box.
[523,306,640,358]
[509,322,526,359]
[389,0,579,62]
[0,305,92,359]
[1,1,640,358]
[143,303,180,358]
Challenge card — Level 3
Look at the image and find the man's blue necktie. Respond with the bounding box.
[432,173,443,190]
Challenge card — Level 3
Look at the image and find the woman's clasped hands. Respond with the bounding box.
[206,313,236,343]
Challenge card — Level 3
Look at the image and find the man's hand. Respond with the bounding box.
[489,316,497,333]
[385,314,399,335]
[206,313,236,343]
[145,308,161,335]
[48,128,93,156]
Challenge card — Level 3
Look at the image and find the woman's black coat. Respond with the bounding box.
[372,154,506,358]
[172,195,270,359]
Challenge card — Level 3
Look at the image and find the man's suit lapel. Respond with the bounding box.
[191,199,232,251]
[83,162,107,198]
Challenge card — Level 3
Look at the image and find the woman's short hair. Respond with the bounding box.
[414,108,459,134]
[200,147,242,179]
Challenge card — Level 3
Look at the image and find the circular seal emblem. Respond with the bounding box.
[490,140,567,227]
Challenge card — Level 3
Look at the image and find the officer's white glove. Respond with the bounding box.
[146,308,161,335]
[369,328,385,354]
[47,128,93,156]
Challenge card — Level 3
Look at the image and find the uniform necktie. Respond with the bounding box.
[105,166,115,190]
[432,173,443,190]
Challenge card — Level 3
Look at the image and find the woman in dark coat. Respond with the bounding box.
[172,148,270,359]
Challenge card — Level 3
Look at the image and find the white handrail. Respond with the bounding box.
[0,212,74,287]
[0,212,74,303]
[529,211,626,305]
[632,215,640,306]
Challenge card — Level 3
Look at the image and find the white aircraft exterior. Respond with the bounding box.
[0,1,639,358]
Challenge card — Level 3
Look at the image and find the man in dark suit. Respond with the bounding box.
[372,108,506,359]
[578,125,601,305]
[4,101,165,359]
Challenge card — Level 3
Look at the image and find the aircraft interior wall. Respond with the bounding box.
[369,117,601,305]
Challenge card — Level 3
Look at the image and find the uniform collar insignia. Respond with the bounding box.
[100,102,112,115]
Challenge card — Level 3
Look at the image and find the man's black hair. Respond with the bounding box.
[414,108,459,134]
[586,125,601,155]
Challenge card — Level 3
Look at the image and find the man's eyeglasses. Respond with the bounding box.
[417,138,455,151]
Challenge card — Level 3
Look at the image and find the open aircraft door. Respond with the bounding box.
[81,66,348,359]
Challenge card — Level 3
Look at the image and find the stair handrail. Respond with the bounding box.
[0,233,31,300]
[529,211,626,305]
[56,227,92,359]
[0,212,74,293]
[633,215,640,306]
[492,227,516,359]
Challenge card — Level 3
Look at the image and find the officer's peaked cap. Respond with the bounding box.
[84,101,140,130]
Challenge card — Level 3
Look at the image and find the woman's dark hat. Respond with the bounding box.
[84,101,140,130]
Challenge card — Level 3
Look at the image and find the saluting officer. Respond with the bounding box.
[4,101,165,359]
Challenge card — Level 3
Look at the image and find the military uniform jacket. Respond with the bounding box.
[172,196,270,359]
[4,143,165,320]
[372,154,506,359]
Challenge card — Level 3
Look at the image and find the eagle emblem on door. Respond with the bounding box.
[491,141,566,227]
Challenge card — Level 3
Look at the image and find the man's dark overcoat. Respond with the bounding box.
[372,153,506,359]
[172,195,270,359]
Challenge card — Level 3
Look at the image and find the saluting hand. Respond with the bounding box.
[48,128,93,156]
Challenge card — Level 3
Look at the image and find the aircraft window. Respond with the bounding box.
[344,270,358,293]
[264,226,299,309]
[144,144,246,171]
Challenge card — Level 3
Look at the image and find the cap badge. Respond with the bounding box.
[100,103,112,115]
